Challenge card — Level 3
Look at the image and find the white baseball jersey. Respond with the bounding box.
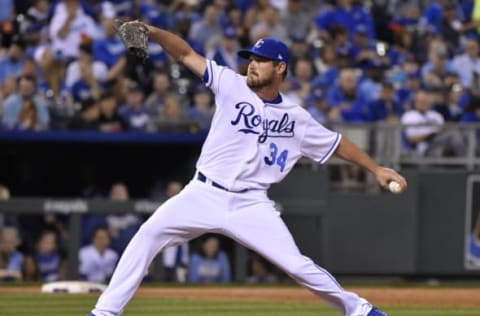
[196,60,341,191]
[79,245,118,282]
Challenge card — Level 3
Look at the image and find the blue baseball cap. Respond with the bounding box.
[238,38,290,64]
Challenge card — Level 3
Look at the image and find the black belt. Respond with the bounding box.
[197,172,248,193]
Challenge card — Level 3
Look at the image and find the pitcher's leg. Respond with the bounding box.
[92,181,228,316]
[225,201,371,316]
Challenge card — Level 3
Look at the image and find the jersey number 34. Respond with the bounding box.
[264,143,288,172]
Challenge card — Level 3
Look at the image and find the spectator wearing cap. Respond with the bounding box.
[0,36,27,85]
[368,82,404,122]
[206,26,240,71]
[118,82,151,131]
[1,74,49,130]
[67,43,107,103]
[67,98,100,130]
[451,37,480,89]
[306,88,329,124]
[48,0,97,60]
[250,4,288,43]
[187,85,214,131]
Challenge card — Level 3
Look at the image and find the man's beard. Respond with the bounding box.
[247,74,274,90]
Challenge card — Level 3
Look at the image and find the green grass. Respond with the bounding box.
[0,293,479,316]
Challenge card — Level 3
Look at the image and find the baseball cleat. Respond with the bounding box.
[367,306,388,316]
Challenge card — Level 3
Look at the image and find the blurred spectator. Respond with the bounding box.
[118,82,151,131]
[460,96,480,154]
[369,82,404,122]
[326,68,369,122]
[0,76,17,112]
[314,0,375,42]
[187,85,214,131]
[279,0,311,39]
[250,5,288,43]
[401,89,466,157]
[93,17,126,83]
[155,93,188,132]
[67,43,107,103]
[291,58,314,105]
[24,230,66,282]
[188,235,230,283]
[189,5,221,52]
[421,41,455,90]
[224,4,250,48]
[0,36,27,84]
[451,37,480,89]
[22,0,50,47]
[82,182,142,255]
[79,227,118,282]
[288,34,311,73]
[306,88,329,124]
[98,90,125,132]
[206,26,240,71]
[0,227,23,282]
[67,97,101,130]
[1,74,49,130]
[145,72,172,117]
[467,210,480,267]
[0,0,15,47]
[161,180,189,283]
[246,254,277,284]
[48,0,97,60]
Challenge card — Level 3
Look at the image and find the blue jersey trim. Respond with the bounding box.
[262,94,283,104]
[203,66,209,84]
[205,60,214,88]
[319,132,341,164]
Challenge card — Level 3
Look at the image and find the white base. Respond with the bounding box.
[41,281,107,294]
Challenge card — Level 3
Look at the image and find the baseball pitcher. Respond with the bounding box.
[89,21,407,316]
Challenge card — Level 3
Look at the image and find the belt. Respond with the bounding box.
[197,172,248,193]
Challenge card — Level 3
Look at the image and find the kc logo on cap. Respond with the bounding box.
[238,38,290,64]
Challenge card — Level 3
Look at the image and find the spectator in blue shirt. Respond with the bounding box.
[314,0,375,42]
[306,88,329,124]
[188,236,231,283]
[187,85,214,131]
[93,17,126,82]
[206,26,240,71]
[369,82,404,122]
[118,81,151,131]
[0,36,27,85]
[2,74,49,130]
[326,68,369,122]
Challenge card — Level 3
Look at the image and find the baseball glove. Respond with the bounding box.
[116,20,149,62]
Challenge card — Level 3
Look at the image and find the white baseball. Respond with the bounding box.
[388,181,402,194]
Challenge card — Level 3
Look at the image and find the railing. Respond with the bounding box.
[327,122,480,170]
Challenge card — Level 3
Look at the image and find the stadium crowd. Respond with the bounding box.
[0,0,478,156]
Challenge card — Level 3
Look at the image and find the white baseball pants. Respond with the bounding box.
[92,178,372,316]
